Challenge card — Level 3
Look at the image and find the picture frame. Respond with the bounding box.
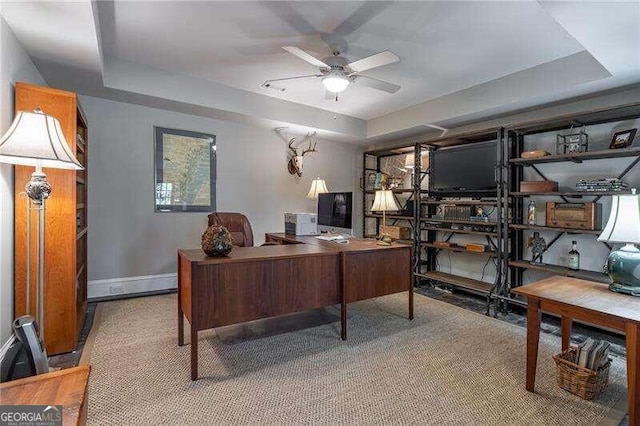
[154,127,217,212]
[609,128,637,150]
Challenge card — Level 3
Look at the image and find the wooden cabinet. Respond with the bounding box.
[13,82,88,355]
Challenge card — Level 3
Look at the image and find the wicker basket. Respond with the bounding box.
[553,347,611,400]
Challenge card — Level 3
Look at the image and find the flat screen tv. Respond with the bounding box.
[430,141,497,196]
[318,192,353,234]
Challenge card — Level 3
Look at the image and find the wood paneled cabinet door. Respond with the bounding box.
[13,82,88,355]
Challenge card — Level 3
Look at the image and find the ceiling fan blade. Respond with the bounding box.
[282,46,329,68]
[348,50,399,73]
[355,75,400,94]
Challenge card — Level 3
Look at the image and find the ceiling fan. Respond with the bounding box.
[262,45,401,99]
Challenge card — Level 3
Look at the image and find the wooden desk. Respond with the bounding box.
[512,276,640,426]
[178,235,412,380]
[0,365,90,426]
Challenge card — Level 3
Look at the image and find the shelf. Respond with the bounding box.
[510,191,632,197]
[416,271,494,294]
[365,213,414,220]
[508,260,611,284]
[509,223,602,235]
[76,227,88,240]
[421,226,497,237]
[76,203,85,209]
[421,242,498,257]
[421,199,498,206]
[422,217,498,226]
[510,147,640,166]
[365,188,414,194]
[76,177,86,185]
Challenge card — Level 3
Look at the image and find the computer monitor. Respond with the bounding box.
[317,192,353,234]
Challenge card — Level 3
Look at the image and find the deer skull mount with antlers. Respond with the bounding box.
[287,137,317,177]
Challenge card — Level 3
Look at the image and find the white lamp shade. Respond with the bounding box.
[307,178,328,199]
[322,75,350,93]
[0,110,83,170]
[598,192,640,244]
[371,190,400,212]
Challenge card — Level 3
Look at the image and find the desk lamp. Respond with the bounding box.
[0,108,83,341]
[371,189,400,246]
[597,189,640,296]
[307,177,328,199]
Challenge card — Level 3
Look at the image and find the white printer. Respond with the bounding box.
[284,213,319,236]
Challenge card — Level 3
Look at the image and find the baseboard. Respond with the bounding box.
[88,273,177,299]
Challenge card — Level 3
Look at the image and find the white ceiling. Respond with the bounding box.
[98,1,586,120]
[1,0,639,143]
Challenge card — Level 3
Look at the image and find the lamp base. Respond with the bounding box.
[604,243,640,297]
[377,234,393,246]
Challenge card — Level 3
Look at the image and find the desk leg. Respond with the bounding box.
[525,298,541,392]
[178,305,184,347]
[626,322,639,426]
[177,253,184,346]
[190,325,198,381]
[561,316,572,351]
[341,253,346,341]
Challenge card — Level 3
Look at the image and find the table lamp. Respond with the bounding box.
[307,177,328,199]
[371,189,400,246]
[597,188,640,296]
[0,108,83,340]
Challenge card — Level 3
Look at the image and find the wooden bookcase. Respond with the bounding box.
[13,82,88,355]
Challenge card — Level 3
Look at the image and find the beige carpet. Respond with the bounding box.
[87,293,627,425]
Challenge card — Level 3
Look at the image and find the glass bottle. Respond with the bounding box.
[527,201,536,225]
[568,240,580,271]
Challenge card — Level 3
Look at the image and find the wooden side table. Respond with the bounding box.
[512,276,639,426]
[0,365,90,425]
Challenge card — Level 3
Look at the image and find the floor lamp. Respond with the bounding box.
[0,108,83,342]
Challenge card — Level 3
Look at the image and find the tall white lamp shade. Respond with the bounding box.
[0,108,83,345]
[597,189,640,296]
[307,177,328,199]
[0,109,83,170]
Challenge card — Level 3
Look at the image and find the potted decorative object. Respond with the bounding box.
[201,215,234,257]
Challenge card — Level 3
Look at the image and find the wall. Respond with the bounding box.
[79,96,363,298]
[0,16,47,342]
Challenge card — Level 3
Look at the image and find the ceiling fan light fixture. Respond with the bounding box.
[322,74,350,93]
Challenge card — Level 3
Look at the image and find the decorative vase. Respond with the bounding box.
[604,243,640,296]
[201,224,233,257]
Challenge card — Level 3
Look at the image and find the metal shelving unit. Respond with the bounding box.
[361,102,640,317]
[501,102,640,311]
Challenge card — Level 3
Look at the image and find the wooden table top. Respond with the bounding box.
[0,365,90,425]
[512,276,640,323]
[266,233,413,253]
[178,244,338,264]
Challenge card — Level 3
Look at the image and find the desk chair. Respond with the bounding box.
[208,212,255,247]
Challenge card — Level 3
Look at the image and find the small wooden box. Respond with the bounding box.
[465,243,487,252]
[520,180,558,193]
[380,225,411,240]
[546,202,601,230]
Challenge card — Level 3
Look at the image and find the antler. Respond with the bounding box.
[301,140,317,157]
[288,138,298,156]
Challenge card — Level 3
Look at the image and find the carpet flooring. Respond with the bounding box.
[87,292,628,425]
